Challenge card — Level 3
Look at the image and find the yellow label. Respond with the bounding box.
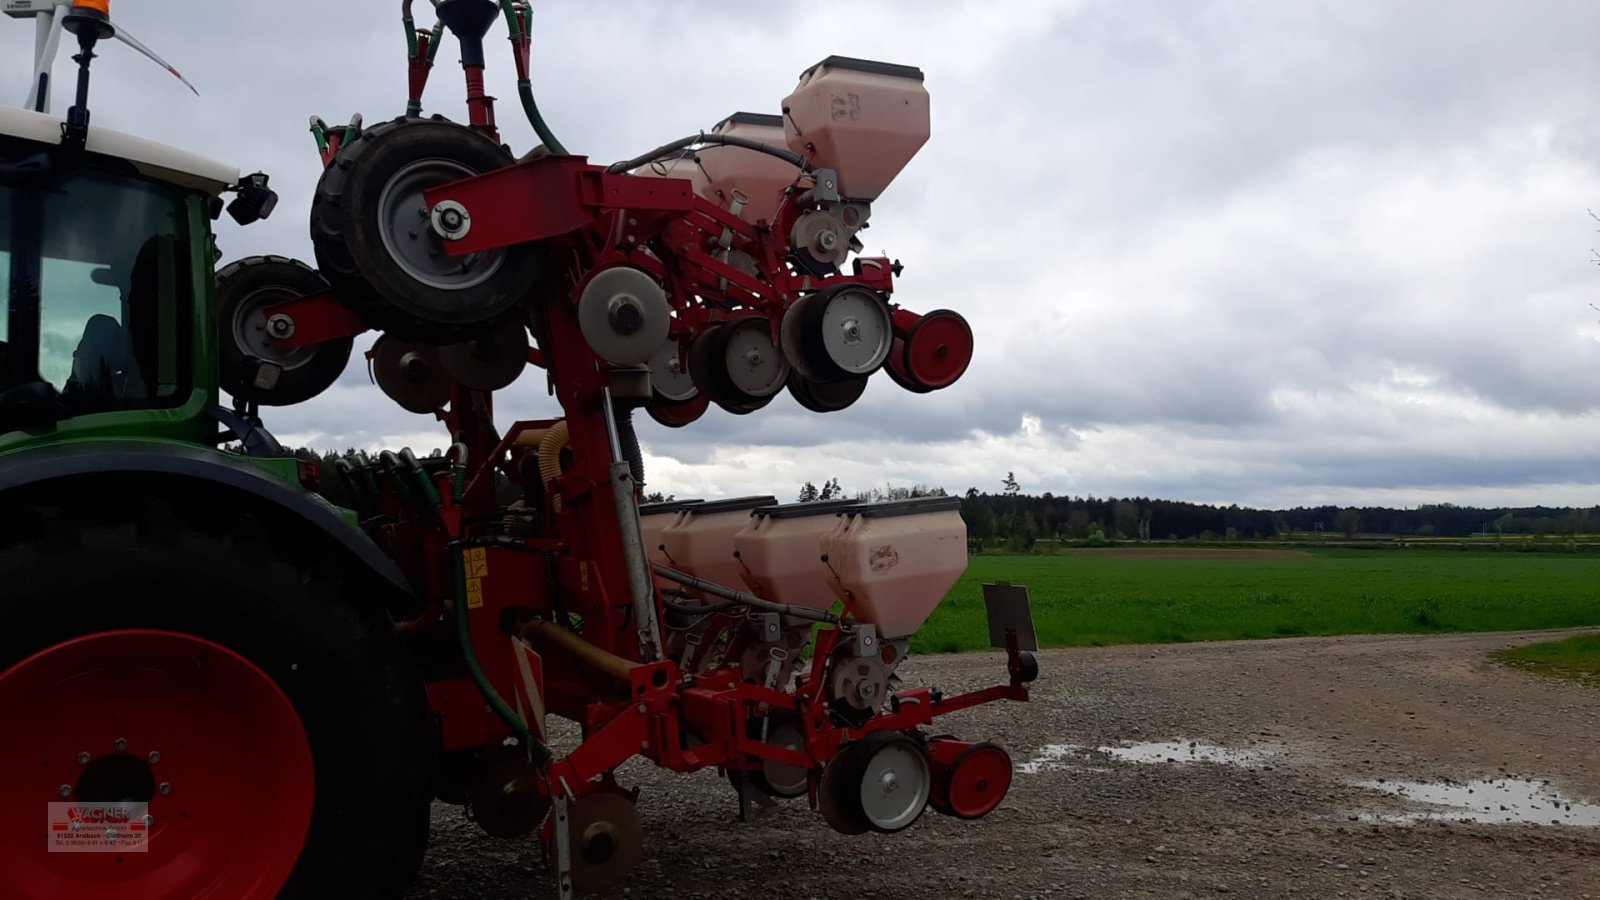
[465,576,484,609]
[467,547,489,578]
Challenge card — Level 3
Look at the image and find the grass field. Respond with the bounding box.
[1491,635,1600,688]
[911,548,1600,653]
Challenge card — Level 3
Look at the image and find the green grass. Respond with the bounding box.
[910,549,1600,654]
[1492,635,1600,688]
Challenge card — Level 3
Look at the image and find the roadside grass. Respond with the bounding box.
[910,549,1600,654]
[1491,635,1600,688]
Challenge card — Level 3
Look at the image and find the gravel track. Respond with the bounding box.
[407,628,1600,900]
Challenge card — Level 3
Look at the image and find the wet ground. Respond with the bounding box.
[407,628,1600,899]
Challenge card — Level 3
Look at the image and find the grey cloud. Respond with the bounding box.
[6,1,1600,506]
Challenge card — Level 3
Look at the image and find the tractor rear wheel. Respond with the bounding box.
[0,499,433,899]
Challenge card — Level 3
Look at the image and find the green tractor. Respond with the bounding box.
[0,3,432,897]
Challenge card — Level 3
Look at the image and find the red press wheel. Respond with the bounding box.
[883,336,932,394]
[0,629,314,900]
[901,309,973,391]
[930,741,1012,820]
[646,392,710,428]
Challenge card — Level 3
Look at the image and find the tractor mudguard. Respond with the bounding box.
[0,440,419,618]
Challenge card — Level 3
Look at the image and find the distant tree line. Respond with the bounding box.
[285,447,1599,546]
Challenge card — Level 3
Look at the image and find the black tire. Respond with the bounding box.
[217,255,354,407]
[686,321,776,415]
[787,369,868,413]
[0,496,434,899]
[310,115,543,344]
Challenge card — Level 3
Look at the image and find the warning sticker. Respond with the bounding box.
[48,802,149,853]
[467,547,489,578]
[466,576,484,609]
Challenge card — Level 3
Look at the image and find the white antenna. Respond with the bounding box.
[7,0,198,114]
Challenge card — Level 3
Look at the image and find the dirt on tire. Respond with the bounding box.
[408,628,1600,899]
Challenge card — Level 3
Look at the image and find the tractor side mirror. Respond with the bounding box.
[226,172,278,225]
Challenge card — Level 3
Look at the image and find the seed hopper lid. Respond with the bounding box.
[840,496,963,518]
[639,498,705,516]
[685,495,778,515]
[752,498,861,519]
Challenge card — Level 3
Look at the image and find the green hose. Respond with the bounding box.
[498,0,568,155]
[453,543,551,765]
[427,21,444,64]
[517,81,567,155]
[403,14,418,60]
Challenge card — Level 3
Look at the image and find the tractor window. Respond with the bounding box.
[1,169,192,413]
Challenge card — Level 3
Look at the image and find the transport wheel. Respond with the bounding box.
[0,499,433,899]
[217,255,353,407]
[929,742,1013,820]
[310,115,542,344]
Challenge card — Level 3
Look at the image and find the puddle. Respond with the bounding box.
[1099,740,1280,768]
[1353,777,1600,827]
[1017,740,1280,774]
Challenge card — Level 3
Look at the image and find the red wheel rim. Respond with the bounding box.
[647,392,710,428]
[903,309,973,390]
[883,337,932,394]
[944,743,1011,819]
[0,630,314,900]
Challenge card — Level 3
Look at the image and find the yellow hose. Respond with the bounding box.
[537,419,569,511]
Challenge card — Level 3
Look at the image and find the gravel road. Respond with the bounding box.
[406,628,1600,899]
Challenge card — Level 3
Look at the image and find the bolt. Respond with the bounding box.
[817,230,838,251]
[408,230,418,240]
[158,783,172,796]
[142,814,155,828]
[113,738,127,752]
[609,296,644,335]
[440,208,464,230]
[148,751,161,764]
[69,821,83,832]
[58,784,71,797]
[636,703,647,714]
[77,752,91,765]
[266,315,295,340]
[419,206,431,218]
[105,828,119,841]
[640,740,650,751]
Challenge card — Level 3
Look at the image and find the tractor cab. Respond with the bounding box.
[0,9,277,447]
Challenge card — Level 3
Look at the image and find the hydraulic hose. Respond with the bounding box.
[650,563,844,624]
[615,408,644,490]
[605,132,806,175]
[499,0,568,154]
[453,542,551,765]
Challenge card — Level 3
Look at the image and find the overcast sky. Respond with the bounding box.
[7,1,1599,508]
